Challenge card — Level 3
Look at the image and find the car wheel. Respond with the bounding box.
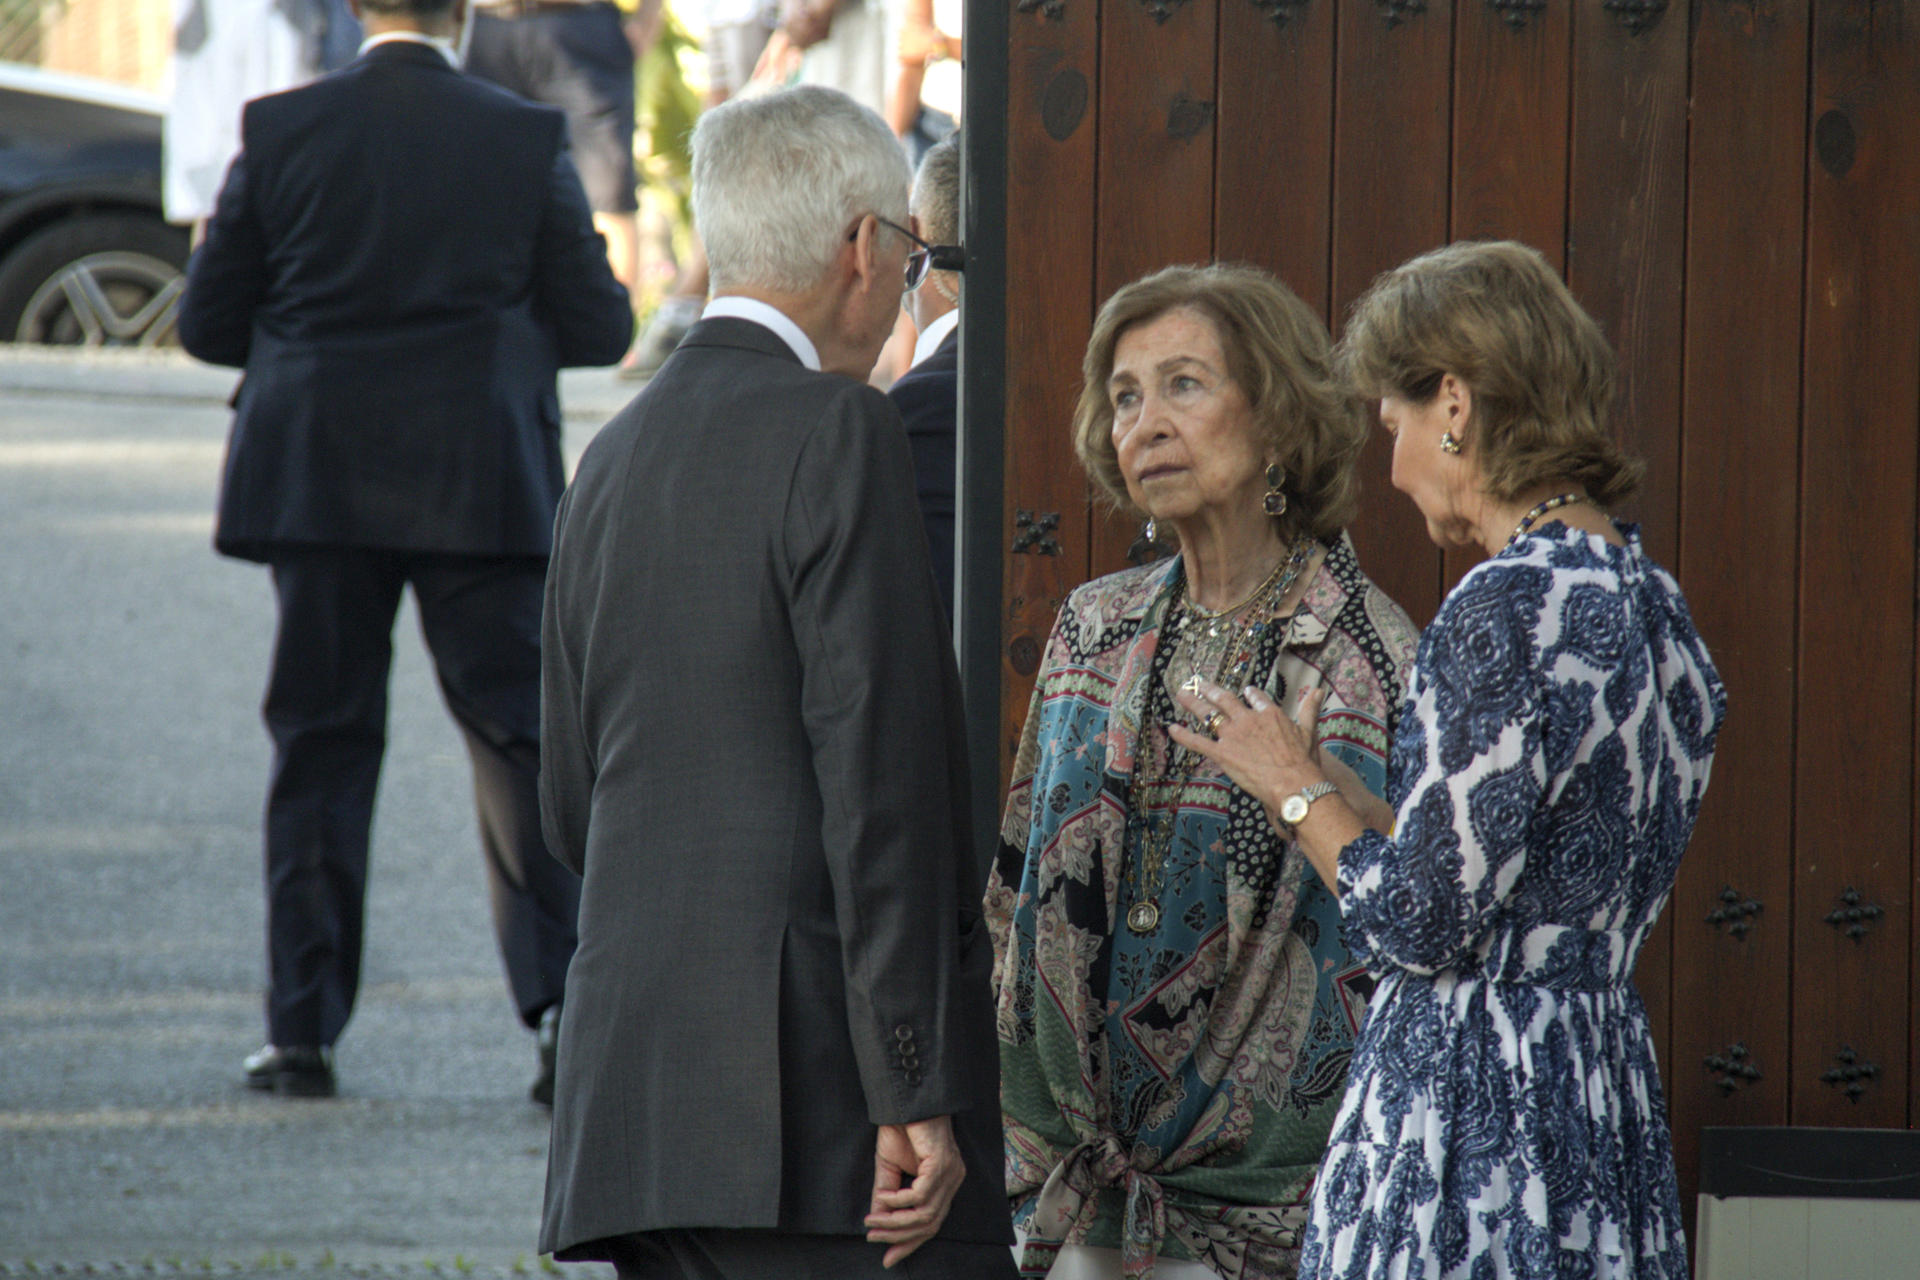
[0,213,190,347]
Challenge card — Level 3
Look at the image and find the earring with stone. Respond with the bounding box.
[1143,516,1158,544]
[1439,431,1463,455]
[1262,463,1289,517]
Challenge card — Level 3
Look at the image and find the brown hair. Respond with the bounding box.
[1336,239,1643,505]
[1073,262,1364,543]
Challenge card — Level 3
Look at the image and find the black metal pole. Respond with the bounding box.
[957,0,1009,876]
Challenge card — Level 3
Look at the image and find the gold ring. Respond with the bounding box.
[1203,711,1226,738]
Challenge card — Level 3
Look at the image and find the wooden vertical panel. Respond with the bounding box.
[1674,0,1809,1200]
[1214,0,1336,324]
[1792,0,1918,1130]
[1566,0,1686,565]
[1444,0,1571,593]
[1086,0,1220,579]
[1002,0,1102,792]
[1331,0,1454,628]
[1564,0,1689,1136]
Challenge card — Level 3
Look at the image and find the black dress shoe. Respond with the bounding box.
[529,1005,559,1107]
[243,1044,335,1098]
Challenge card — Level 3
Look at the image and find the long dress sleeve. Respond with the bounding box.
[1336,561,1552,976]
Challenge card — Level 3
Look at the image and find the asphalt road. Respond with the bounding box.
[0,350,631,1277]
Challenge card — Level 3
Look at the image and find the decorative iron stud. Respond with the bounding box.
[1820,1046,1880,1104]
[1012,510,1062,557]
[1601,0,1667,33]
[1486,0,1546,29]
[1250,0,1310,27]
[1015,0,1067,22]
[1375,0,1426,26]
[1704,1042,1761,1096]
[1705,885,1762,940]
[1135,0,1191,21]
[1824,886,1884,942]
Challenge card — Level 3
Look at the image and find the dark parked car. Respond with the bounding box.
[0,63,189,346]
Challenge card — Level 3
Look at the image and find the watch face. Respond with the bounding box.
[1281,794,1309,825]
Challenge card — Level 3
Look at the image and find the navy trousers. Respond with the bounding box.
[260,547,578,1047]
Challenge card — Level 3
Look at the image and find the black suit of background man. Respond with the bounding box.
[885,324,957,621]
[176,26,633,1095]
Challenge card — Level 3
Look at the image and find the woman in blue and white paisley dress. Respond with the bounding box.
[1170,241,1726,1279]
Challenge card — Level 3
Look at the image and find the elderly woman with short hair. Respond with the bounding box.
[988,263,1419,1279]
[1177,241,1727,1279]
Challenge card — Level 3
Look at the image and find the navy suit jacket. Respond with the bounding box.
[178,41,633,563]
[885,326,958,621]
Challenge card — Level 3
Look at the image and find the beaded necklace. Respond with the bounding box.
[1507,491,1587,548]
[1124,538,1315,935]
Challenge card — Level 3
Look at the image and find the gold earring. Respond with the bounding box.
[1440,431,1462,455]
[1143,517,1158,544]
[1262,463,1288,517]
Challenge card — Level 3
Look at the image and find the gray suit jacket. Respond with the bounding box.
[537,318,1010,1257]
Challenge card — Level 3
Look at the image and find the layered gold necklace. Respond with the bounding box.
[1124,538,1315,935]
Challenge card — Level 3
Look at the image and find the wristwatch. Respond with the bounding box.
[1280,780,1338,828]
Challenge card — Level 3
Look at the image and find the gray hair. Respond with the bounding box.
[910,134,961,246]
[692,85,911,294]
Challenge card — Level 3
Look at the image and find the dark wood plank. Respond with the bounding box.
[1086,0,1220,579]
[1567,0,1685,567]
[1331,0,1455,628]
[1000,0,1103,794]
[1565,0,1689,1098]
[1791,0,1919,1131]
[1672,0,1810,1211]
[1443,0,1571,593]
[1214,0,1335,325]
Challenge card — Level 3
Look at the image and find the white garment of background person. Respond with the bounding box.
[704,0,777,100]
[793,0,894,117]
[916,0,960,121]
[163,0,344,224]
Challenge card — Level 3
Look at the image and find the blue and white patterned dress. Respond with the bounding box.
[1298,521,1726,1280]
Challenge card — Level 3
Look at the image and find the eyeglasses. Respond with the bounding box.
[851,215,965,292]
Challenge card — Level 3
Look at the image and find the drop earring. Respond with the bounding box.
[1439,431,1462,455]
[1262,463,1289,517]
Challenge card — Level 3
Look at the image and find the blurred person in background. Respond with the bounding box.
[165,0,362,229]
[465,0,660,315]
[887,0,957,164]
[618,0,776,380]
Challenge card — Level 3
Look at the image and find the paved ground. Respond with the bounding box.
[0,349,635,1276]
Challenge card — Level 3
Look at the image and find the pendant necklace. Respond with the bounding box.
[1125,538,1315,935]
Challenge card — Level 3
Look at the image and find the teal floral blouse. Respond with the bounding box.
[988,535,1419,1279]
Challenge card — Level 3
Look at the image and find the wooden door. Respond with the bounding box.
[963,0,1920,1237]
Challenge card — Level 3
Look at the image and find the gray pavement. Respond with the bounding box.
[0,349,636,1275]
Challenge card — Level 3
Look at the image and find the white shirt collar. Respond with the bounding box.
[909,308,960,370]
[359,31,461,68]
[702,296,821,372]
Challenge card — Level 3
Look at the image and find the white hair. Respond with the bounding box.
[692,85,912,295]
[910,134,961,246]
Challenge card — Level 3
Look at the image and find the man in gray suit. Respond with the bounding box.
[536,86,1015,1279]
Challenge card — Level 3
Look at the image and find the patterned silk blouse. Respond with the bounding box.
[988,535,1419,1280]
[1298,522,1727,1280]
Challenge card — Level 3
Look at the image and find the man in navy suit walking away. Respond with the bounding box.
[177,0,633,1103]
